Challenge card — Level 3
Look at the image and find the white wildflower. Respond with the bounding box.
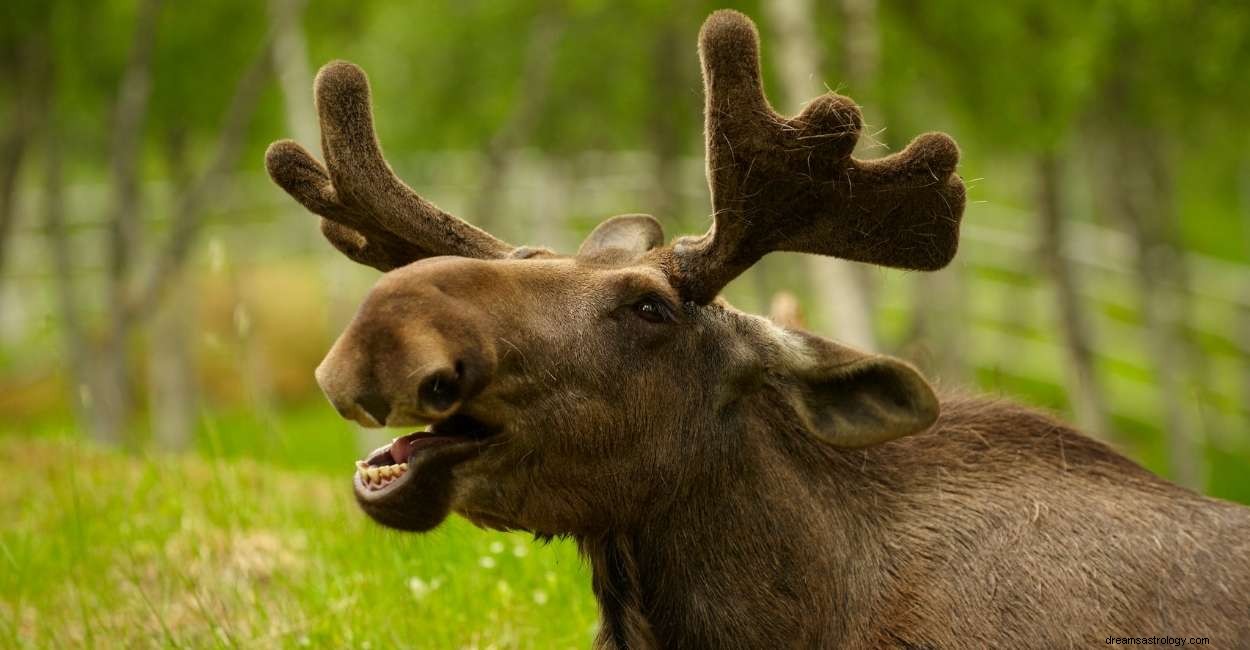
[408,576,433,600]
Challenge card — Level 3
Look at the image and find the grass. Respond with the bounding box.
[0,437,598,649]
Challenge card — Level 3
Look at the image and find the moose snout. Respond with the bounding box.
[314,321,497,427]
[314,355,388,427]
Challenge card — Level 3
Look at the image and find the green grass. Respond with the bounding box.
[0,437,598,649]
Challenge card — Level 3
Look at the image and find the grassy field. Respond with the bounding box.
[0,436,598,649]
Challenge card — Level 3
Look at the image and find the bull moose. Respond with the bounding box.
[265,10,1250,649]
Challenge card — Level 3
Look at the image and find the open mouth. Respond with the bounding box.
[353,413,500,497]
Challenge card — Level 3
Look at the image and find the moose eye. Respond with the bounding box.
[631,295,673,324]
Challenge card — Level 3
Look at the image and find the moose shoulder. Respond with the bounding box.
[265,9,1250,649]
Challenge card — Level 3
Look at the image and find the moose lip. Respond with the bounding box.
[353,413,498,500]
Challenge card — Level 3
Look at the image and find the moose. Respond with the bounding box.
[266,10,1250,649]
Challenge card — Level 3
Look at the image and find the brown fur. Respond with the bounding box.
[577,393,1250,648]
[264,10,1250,649]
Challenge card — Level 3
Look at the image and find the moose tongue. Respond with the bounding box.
[388,430,465,464]
[389,434,415,464]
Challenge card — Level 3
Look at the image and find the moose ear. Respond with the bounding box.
[578,214,664,261]
[787,334,939,448]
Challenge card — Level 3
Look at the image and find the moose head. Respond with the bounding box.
[265,9,964,536]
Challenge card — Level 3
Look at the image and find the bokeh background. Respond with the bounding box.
[2,0,1249,647]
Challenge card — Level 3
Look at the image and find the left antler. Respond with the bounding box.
[670,10,966,304]
[265,62,515,271]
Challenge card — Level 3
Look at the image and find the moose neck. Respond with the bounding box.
[579,399,895,649]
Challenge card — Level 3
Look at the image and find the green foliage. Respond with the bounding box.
[886,0,1112,152]
[148,0,272,140]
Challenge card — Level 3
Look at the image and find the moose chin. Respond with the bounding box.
[265,9,1250,650]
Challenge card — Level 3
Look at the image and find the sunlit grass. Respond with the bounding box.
[0,438,597,649]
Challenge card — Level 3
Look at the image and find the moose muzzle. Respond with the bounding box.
[313,259,501,428]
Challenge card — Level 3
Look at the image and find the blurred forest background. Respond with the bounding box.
[2,0,1250,646]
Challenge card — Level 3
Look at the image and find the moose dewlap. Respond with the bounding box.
[265,9,1250,650]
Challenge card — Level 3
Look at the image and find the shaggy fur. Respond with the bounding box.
[579,393,1250,648]
[264,9,1250,650]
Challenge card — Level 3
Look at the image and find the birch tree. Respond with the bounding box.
[764,0,877,350]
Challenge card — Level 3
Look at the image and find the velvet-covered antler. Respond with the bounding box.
[265,62,514,271]
[671,10,966,304]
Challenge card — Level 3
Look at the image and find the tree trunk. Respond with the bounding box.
[234,286,278,426]
[1107,132,1202,489]
[1240,158,1250,427]
[888,0,966,376]
[838,0,879,106]
[145,132,200,451]
[0,28,50,337]
[902,268,967,384]
[836,0,884,330]
[44,128,95,432]
[267,0,355,362]
[269,0,318,146]
[1095,24,1204,487]
[1146,148,1203,489]
[0,119,28,312]
[1143,143,1216,449]
[147,275,198,451]
[649,15,685,226]
[1036,151,1111,439]
[470,11,564,237]
[0,38,39,293]
[124,43,271,321]
[531,158,572,253]
[764,0,877,350]
[93,0,164,444]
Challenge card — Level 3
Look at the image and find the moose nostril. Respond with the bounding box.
[356,390,391,426]
[417,367,462,415]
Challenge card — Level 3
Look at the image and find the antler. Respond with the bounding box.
[265,62,513,271]
[671,10,966,304]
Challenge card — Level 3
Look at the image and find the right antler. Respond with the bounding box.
[670,10,966,304]
[265,62,514,271]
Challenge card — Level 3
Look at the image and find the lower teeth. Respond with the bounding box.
[357,462,409,488]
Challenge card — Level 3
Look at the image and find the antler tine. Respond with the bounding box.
[265,61,513,271]
[671,10,966,304]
